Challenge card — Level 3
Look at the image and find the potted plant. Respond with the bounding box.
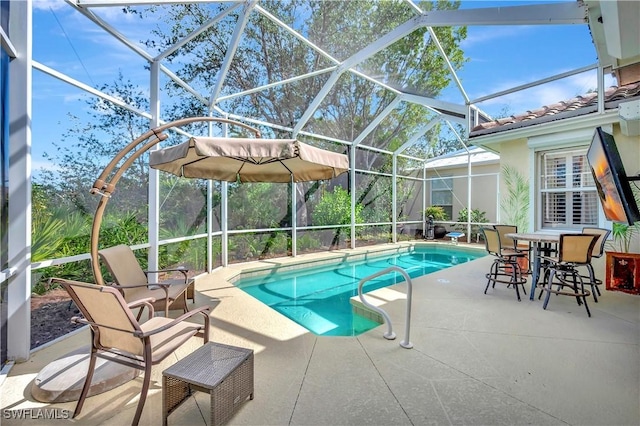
[608,222,637,253]
[424,206,448,239]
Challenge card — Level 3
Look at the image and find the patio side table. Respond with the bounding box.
[445,231,465,244]
[162,342,254,426]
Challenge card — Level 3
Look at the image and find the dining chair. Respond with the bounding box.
[493,224,530,274]
[481,227,528,301]
[580,227,611,302]
[53,278,210,426]
[493,224,519,251]
[538,233,599,317]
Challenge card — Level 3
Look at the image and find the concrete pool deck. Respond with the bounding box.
[2,242,639,425]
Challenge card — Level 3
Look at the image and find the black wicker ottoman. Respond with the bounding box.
[162,342,254,425]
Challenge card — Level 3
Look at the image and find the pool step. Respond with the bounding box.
[350,300,384,325]
[349,285,408,325]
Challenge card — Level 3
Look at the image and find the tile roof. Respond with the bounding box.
[469,81,640,138]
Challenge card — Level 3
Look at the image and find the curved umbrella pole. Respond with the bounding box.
[89,116,261,285]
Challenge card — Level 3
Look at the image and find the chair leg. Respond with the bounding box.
[569,273,582,306]
[491,261,498,289]
[181,292,190,314]
[510,261,521,301]
[485,261,497,294]
[586,264,598,302]
[538,268,550,300]
[517,262,527,296]
[582,296,591,317]
[189,282,196,303]
[542,270,555,310]
[573,274,592,317]
[74,348,98,418]
[132,348,153,426]
[580,279,591,317]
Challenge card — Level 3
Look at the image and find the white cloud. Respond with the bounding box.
[462,26,536,50]
[475,71,609,117]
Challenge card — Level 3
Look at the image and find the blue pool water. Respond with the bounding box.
[235,246,485,336]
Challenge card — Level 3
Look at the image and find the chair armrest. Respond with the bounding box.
[144,267,189,282]
[111,282,165,289]
[501,249,527,257]
[70,316,139,335]
[111,282,171,300]
[134,306,211,342]
[146,266,188,273]
[127,298,156,320]
[70,315,88,326]
[127,297,156,307]
[146,281,184,287]
[72,307,211,339]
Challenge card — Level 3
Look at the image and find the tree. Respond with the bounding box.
[140,0,467,227]
[32,72,158,262]
[38,2,468,264]
[37,72,151,217]
[249,2,456,155]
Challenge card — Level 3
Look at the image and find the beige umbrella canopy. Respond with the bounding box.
[149,136,349,183]
[90,117,349,286]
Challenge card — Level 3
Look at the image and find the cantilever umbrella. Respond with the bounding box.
[149,136,349,183]
[90,117,349,287]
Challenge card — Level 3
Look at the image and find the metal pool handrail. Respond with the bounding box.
[357,266,413,349]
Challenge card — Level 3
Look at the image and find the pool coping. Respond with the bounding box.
[222,241,485,284]
[214,241,486,330]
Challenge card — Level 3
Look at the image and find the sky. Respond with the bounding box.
[27,0,611,174]
[450,0,604,114]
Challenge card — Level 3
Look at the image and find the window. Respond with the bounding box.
[540,149,598,230]
[430,177,453,220]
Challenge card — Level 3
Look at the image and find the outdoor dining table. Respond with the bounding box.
[505,232,560,300]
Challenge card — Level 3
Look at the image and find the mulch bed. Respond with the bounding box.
[30,288,84,350]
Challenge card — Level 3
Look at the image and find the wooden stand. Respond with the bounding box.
[606,251,640,295]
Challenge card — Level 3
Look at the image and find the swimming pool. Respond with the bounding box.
[235,246,485,336]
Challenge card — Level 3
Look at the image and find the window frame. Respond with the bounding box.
[538,147,599,231]
[430,176,454,220]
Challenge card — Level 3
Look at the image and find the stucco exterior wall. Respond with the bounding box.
[424,161,500,223]
[495,138,530,230]
[611,124,640,253]
[475,123,640,263]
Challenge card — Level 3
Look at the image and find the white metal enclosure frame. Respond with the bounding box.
[4,0,634,361]
[58,0,593,264]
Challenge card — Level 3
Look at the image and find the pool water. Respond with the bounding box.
[235,246,485,336]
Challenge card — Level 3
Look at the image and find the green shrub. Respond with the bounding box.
[312,187,363,226]
[424,206,448,221]
[456,208,488,241]
[297,234,321,251]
